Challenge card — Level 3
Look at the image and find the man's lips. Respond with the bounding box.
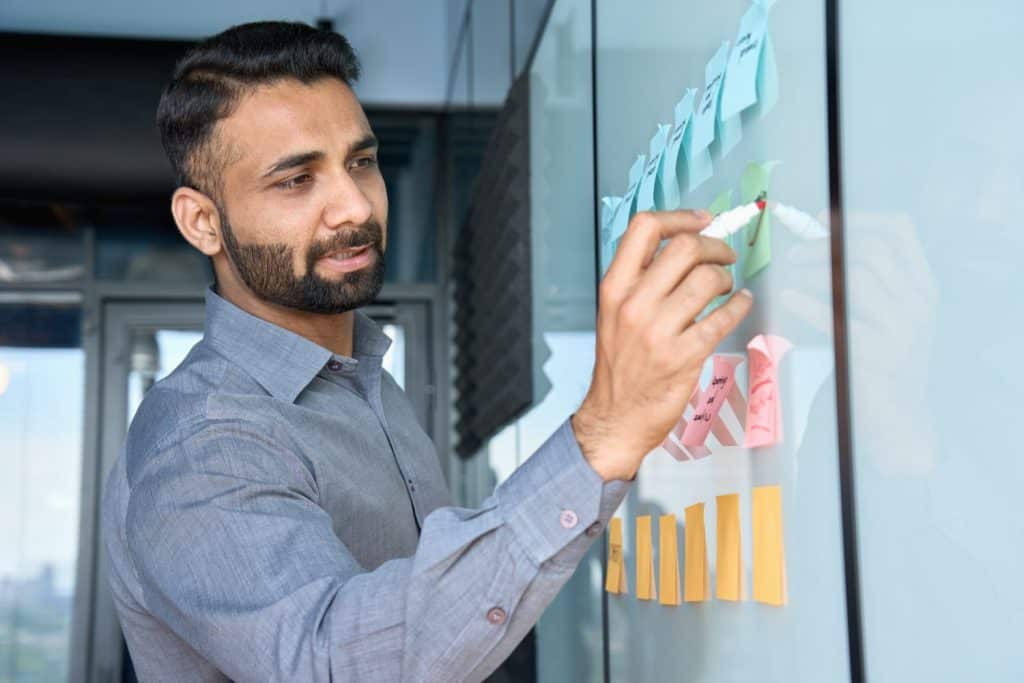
[317,244,376,273]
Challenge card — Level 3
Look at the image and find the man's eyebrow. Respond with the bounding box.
[261,150,325,179]
[350,134,379,154]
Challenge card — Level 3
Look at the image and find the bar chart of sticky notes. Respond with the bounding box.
[605,485,787,607]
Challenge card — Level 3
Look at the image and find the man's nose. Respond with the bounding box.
[322,170,373,229]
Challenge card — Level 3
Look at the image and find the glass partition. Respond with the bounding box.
[595,0,850,680]
[839,1,1024,679]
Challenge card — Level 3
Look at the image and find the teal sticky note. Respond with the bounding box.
[720,0,773,120]
[691,42,730,155]
[658,88,697,211]
[700,189,736,318]
[610,155,645,248]
[600,196,623,249]
[685,125,713,192]
[637,124,671,213]
[740,160,781,279]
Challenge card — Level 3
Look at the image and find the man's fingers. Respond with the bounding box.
[656,264,735,335]
[680,288,754,354]
[640,233,736,300]
[605,209,712,285]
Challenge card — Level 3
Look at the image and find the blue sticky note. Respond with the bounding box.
[600,195,623,248]
[684,94,713,193]
[719,0,773,120]
[612,155,646,244]
[637,124,670,212]
[658,88,697,211]
[691,42,730,154]
[599,195,620,273]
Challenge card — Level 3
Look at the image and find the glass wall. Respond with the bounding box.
[0,300,85,683]
[839,2,1024,679]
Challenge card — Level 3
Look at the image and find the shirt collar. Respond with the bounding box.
[203,284,392,403]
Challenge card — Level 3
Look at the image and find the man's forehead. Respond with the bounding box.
[218,78,372,170]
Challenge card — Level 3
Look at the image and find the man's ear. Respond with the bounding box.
[171,187,223,257]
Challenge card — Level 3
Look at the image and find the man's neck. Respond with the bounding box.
[215,279,355,358]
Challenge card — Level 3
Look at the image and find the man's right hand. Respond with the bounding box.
[572,209,754,481]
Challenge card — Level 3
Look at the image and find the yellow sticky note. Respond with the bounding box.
[636,515,656,601]
[753,485,788,606]
[605,517,627,594]
[684,503,711,602]
[658,515,681,606]
[716,493,743,601]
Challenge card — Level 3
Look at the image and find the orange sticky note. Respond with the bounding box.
[636,515,657,601]
[753,485,788,606]
[683,503,711,602]
[716,493,743,601]
[658,515,681,606]
[605,517,627,594]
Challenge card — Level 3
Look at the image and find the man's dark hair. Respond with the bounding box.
[156,21,361,202]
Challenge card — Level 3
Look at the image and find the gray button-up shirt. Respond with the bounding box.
[102,285,629,682]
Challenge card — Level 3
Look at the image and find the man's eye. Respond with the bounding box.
[278,174,312,190]
[352,156,377,169]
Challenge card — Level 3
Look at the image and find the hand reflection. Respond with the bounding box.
[780,210,939,476]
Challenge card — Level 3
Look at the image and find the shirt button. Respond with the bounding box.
[326,359,343,372]
[585,521,602,537]
[559,509,579,529]
[486,607,507,625]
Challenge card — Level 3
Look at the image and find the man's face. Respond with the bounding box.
[212,77,388,314]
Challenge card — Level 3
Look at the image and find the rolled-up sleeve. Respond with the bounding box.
[125,415,629,682]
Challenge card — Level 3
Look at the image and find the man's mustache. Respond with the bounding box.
[308,221,384,259]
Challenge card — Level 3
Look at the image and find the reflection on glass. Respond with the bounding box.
[841,1,1024,678]
[0,306,84,683]
[0,204,85,284]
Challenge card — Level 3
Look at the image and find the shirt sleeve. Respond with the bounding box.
[124,415,630,683]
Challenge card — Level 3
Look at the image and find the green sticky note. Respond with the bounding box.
[741,161,781,279]
[700,189,735,318]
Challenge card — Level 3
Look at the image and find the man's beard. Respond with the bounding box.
[218,208,386,315]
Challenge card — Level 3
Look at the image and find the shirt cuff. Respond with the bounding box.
[496,416,632,567]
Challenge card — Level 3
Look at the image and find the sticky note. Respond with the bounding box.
[740,160,780,278]
[715,493,743,601]
[720,0,777,120]
[600,196,623,245]
[636,515,656,600]
[658,88,697,211]
[684,503,711,602]
[658,514,681,606]
[684,97,713,192]
[599,196,623,274]
[605,517,627,594]
[691,41,743,160]
[743,334,793,449]
[752,485,788,606]
[682,354,744,447]
[636,124,671,213]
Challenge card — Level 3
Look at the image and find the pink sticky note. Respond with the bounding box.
[681,355,744,447]
[743,334,793,449]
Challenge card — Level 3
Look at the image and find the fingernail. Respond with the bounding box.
[694,209,711,220]
[739,288,753,299]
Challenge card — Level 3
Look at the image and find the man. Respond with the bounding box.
[101,20,751,682]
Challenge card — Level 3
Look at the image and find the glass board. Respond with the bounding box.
[595,1,851,680]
